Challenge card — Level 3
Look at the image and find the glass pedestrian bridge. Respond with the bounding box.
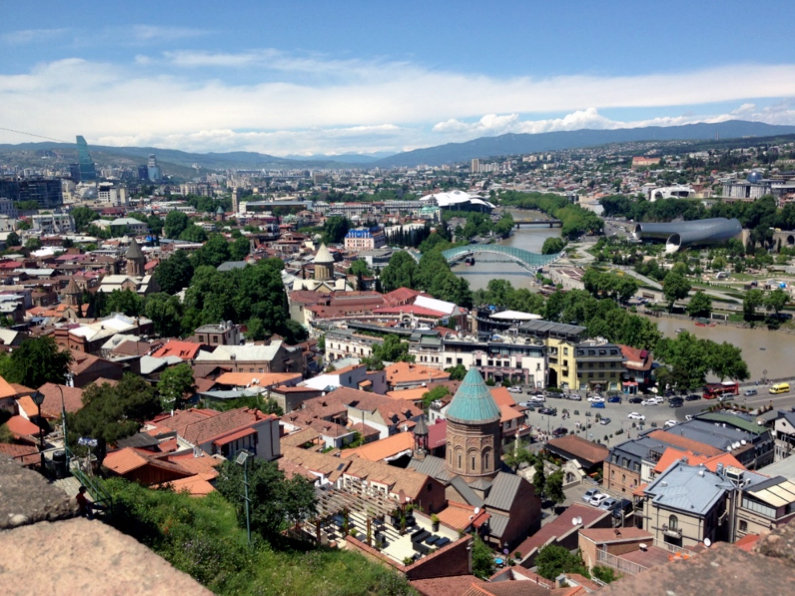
[441,245,561,271]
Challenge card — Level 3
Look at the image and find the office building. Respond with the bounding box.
[75,136,97,182]
[0,179,63,208]
[147,154,162,182]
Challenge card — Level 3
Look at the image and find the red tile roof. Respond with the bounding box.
[411,575,487,596]
[647,430,723,457]
[6,415,41,440]
[546,434,610,466]
[151,407,275,447]
[152,341,203,360]
[37,383,84,418]
[515,503,608,558]
[653,448,745,475]
[340,431,415,461]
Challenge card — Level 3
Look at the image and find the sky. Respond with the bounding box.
[2,0,795,157]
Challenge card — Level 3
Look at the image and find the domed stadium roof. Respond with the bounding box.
[747,170,763,184]
[446,368,501,424]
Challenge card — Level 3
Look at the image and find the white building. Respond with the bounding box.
[31,213,75,234]
[97,183,129,206]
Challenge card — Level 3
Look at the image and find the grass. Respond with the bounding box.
[103,478,414,596]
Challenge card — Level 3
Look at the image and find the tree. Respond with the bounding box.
[5,336,72,388]
[25,237,42,251]
[471,535,495,580]
[541,237,566,255]
[662,271,691,310]
[421,385,449,409]
[743,289,764,322]
[230,235,250,261]
[164,211,190,239]
[71,206,100,232]
[192,233,231,268]
[545,470,566,505]
[103,289,143,317]
[179,224,208,243]
[216,457,317,538]
[153,250,194,295]
[764,288,788,315]
[708,342,750,382]
[686,291,712,318]
[68,373,161,464]
[5,231,20,247]
[445,364,467,381]
[143,293,184,337]
[503,440,535,471]
[533,458,547,497]
[323,216,350,244]
[348,259,372,277]
[535,544,589,580]
[380,251,417,292]
[158,363,196,410]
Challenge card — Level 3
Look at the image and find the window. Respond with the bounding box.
[446,357,452,364]
[563,348,569,356]
[668,515,678,530]
[742,497,776,519]
[740,520,748,532]
[458,454,462,468]
[483,452,490,469]
[622,474,626,483]
[471,456,476,470]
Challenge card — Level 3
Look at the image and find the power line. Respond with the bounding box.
[0,126,71,144]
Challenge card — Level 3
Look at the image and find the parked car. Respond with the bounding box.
[507,386,523,393]
[669,398,684,408]
[628,412,646,421]
[599,497,618,511]
[587,396,605,403]
[583,488,600,503]
[567,394,582,401]
[599,417,612,425]
[552,427,568,437]
[590,401,606,409]
[589,493,609,507]
[612,498,633,518]
[664,419,678,428]
[641,398,658,406]
[628,396,643,404]
[539,407,558,416]
[744,388,758,397]
[608,395,623,404]
[685,393,701,401]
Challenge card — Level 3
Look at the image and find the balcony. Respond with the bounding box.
[661,524,682,539]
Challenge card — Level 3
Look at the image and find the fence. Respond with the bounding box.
[652,538,690,556]
[596,549,647,576]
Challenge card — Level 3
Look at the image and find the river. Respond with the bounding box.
[450,208,561,291]
[653,316,794,381]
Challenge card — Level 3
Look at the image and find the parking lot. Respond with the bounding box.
[511,389,714,448]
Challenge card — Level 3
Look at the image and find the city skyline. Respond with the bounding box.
[2,1,795,156]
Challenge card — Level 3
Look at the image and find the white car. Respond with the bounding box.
[628,412,646,421]
[587,396,605,403]
[507,387,523,393]
[664,420,678,428]
[567,394,582,401]
[589,493,609,507]
[641,398,658,406]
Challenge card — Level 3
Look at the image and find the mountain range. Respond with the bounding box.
[2,120,795,172]
[371,120,795,167]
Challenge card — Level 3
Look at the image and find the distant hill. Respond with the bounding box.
[284,152,394,164]
[0,143,371,171]
[373,120,795,167]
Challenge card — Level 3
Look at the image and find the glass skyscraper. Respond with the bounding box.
[76,135,97,182]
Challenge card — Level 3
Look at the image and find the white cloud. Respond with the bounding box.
[1,28,71,44]
[1,50,795,155]
[129,25,209,43]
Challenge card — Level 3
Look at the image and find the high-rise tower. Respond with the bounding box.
[75,136,97,182]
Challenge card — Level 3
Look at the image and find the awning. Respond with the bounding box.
[213,427,257,446]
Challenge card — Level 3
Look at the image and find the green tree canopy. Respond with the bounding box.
[535,544,589,580]
[102,289,143,317]
[4,336,72,388]
[743,288,764,322]
[445,364,467,381]
[380,251,417,292]
[764,288,788,315]
[541,237,566,255]
[323,216,350,244]
[179,224,209,243]
[164,210,190,239]
[68,374,162,464]
[471,535,495,579]
[153,250,195,295]
[662,271,691,310]
[192,233,232,268]
[71,206,100,232]
[158,363,196,410]
[215,458,317,538]
[686,291,712,318]
[143,293,184,337]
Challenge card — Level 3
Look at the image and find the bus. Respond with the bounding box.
[770,383,790,395]
[703,381,740,400]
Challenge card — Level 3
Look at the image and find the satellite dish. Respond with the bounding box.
[572,517,578,526]
[704,538,711,547]
[474,507,480,514]
[577,517,583,524]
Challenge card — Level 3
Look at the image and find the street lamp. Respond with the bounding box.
[56,385,70,471]
[236,449,252,547]
[31,391,45,471]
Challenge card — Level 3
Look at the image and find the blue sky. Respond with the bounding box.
[2,1,795,155]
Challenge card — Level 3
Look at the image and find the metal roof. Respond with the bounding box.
[644,464,732,516]
[446,368,501,424]
[518,319,586,338]
[484,472,522,512]
[745,477,795,507]
[697,412,768,435]
[407,455,452,483]
[487,512,510,538]
[449,475,484,508]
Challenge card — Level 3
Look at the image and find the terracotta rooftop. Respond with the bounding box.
[340,431,415,462]
[214,371,302,387]
[653,447,745,475]
[515,503,608,558]
[0,375,18,399]
[151,340,203,360]
[579,526,652,543]
[546,434,610,466]
[386,361,451,386]
[150,407,275,447]
[37,383,84,418]
[647,429,723,457]
[411,575,487,596]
